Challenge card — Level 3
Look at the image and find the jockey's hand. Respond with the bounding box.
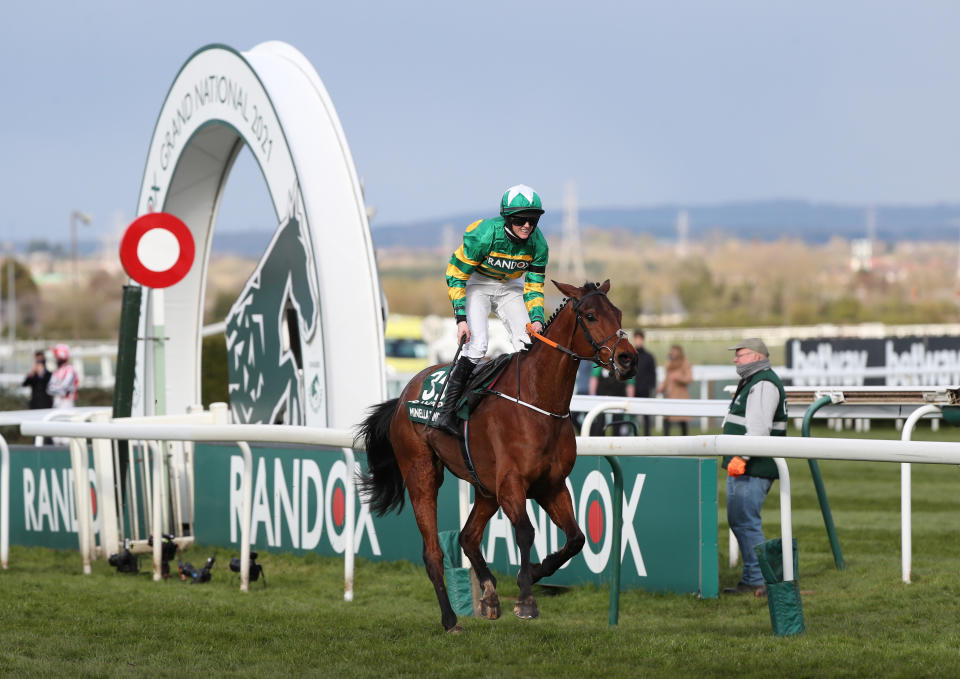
[528,321,543,335]
[456,321,470,346]
[727,456,747,477]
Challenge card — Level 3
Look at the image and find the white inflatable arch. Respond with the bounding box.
[135,42,385,427]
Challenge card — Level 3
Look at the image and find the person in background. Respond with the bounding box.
[23,350,53,409]
[588,361,635,436]
[437,184,549,438]
[631,330,657,436]
[721,338,787,596]
[658,344,692,435]
[47,343,79,409]
[572,360,594,433]
[575,359,593,395]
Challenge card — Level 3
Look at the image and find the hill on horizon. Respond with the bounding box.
[370,199,960,249]
[79,199,957,258]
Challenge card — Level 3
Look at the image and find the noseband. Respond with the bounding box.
[527,289,629,373]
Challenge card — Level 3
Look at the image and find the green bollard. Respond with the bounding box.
[603,455,624,626]
[438,530,474,616]
[755,538,805,636]
[801,395,846,570]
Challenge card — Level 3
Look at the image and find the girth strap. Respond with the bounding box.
[461,420,494,497]
[483,389,570,419]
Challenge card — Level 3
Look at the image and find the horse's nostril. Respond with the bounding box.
[618,353,634,367]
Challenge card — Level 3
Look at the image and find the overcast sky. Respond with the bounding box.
[2,0,958,244]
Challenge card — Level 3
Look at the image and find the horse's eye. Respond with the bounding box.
[585,313,596,322]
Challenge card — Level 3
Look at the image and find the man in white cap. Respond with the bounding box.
[721,338,787,596]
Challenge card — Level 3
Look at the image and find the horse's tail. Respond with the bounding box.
[355,398,406,516]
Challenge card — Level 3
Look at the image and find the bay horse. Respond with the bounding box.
[356,280,637,632]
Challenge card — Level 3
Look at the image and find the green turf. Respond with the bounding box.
[2,425,960,678]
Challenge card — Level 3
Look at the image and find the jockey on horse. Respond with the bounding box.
[437,184,549,437]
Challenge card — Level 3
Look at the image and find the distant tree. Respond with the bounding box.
[611,282,644,321]
[675,259,716,315]
[207,288,241,324]
[821,296,863,322]
[0,257,42,336]
[25,239,65,256]
[35,269,125,339]
[201,334,229,407]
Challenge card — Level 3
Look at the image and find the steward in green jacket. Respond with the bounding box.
[721,337,787,595]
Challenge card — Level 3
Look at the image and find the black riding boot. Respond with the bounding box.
[435,356,475,438]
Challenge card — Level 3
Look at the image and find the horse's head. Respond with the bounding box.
[552,279,638,380]
[275,215,319,340]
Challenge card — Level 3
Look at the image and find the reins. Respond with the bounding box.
[483,352,571,419]
[525,290,629,373]
[484,288,629,420]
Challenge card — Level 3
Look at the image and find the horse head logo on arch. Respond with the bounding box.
[226,194,320,424]
[134,42,385,426]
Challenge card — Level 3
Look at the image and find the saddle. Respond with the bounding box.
[405,352,516,428]
[456,353,514,420]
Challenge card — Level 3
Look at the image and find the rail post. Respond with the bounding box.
[604,454,624,625]
[900,403,942,583]
[0,434,8,570]
[801,394,845,570]
[237,441,253,593]
[581,401,630,626]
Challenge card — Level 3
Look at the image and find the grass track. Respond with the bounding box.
[2,423,960,678]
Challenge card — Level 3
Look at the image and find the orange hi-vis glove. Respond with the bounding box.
[727,456,747,477]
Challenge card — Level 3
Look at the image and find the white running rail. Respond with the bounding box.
[20,419,357,597]
[573,421,960,584]
[10,397,960,596]
[579,402,795,583]
[899,404,943,584]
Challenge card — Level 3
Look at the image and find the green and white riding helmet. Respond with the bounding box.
[500,184,545,218]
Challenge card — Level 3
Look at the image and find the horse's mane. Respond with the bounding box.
[542,281,601,333]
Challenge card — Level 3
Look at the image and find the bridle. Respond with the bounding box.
[527,289,630,374]
[485,288,629,425]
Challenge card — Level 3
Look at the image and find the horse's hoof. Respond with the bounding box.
[447,623,464,634]
[513,598,540,620]
[480,597,501,620]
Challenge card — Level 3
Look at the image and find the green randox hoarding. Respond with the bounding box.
[7,445,95,550]
[193,443,719,598]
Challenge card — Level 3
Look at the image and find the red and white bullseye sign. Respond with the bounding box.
[119,212,195,288]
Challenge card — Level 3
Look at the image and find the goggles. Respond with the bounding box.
[508,214,540,228]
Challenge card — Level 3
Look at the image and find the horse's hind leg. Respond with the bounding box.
[529,484,585,584]
[498,473,539,620]
[459,493,501,620]
[406,459,462,633]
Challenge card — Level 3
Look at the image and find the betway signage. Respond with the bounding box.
[194,444,718,597]
[787,336,960,386]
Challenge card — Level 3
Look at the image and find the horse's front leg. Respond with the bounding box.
[529,483,585,584]
[498,473,539,619]
[459,493,501,619]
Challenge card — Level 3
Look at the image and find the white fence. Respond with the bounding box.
[19,416,357,596]
[7,390,959,600]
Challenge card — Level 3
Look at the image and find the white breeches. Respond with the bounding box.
[463,277,531,360]
[51,396,75,445]
[53,395,75,409]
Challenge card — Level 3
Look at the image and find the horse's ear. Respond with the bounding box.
[599,279,611,294]
[552,280,581,299]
